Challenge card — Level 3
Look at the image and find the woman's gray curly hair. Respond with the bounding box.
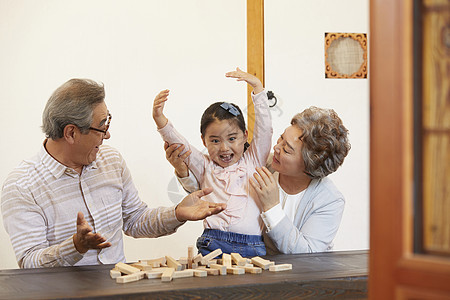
[292,107,351,179]
[42,79,105,140]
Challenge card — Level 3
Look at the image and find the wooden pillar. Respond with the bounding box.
[247,0,264,141]
[370,0,450,298]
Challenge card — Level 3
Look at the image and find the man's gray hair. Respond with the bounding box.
[42,79,105,139]
[292,107,351,179]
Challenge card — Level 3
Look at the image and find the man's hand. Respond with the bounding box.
[250,167,280,212]
[72,212,111,254]
[225,67,264,94]
[164,142,191,178]
[175,188,226,222]
[153,89,170,129]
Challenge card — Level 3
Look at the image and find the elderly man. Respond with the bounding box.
[1,79,225,268]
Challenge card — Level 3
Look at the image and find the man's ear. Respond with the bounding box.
[63,125,78,145]
[201,134,206,147]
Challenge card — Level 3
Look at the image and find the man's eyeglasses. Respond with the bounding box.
[89,113,112,135]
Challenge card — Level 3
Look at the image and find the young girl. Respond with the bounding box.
[153,68,272,257]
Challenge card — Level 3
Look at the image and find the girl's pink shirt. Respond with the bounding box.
[158,90,272,235]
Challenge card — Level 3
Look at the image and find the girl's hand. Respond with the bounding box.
[164,142,191,178]
[153,89,169,129]
[225,67,264,94]
[250,167,280,212]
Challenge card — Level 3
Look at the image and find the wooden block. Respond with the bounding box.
[244,263,254,267]
[154,257,167,267]
[115,262,141,275]
[226,267,245,275]
[192,269,207,277]
[116,271,145,284]
[251,257,272,270]
[161,268,175,282]
[187,245,194,269]
[269,264,292,272]
[201,249,222,265]
[222,253,232,267]
[131,262,152,271]
[173,269,194,279]
[145,270,164,279]
[193,253,203,264]
[199,258,215,267]
[165,256,182,271]
[210,264,227,275]
[136,271,145,280]
[116,273,139,284]
[199,260,211,267]
[244,266,262,274]
[150,267,170,271]
[110,269,122,279]
[197,267,220,276]
[141,257,166,268]
[191,262,198,269]
[178,257,188,265]
[231,253,247,266]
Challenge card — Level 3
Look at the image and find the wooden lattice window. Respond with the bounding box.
[420,1,450,256]
[325,33,368,79]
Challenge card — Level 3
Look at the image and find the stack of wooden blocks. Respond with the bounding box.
[110,246,292,283]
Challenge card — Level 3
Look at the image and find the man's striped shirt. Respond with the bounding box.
[1,143,183,268]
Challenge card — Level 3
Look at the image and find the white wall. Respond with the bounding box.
[265,0,370,251]
[0,0,368,269]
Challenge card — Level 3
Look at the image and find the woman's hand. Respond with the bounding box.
[164,142,191,178]
[153,89,169,129]
[225,67,264,94]
[250,167,280,212]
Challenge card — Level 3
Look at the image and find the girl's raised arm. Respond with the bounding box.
[153,89,170,129]
[225,67,264,94]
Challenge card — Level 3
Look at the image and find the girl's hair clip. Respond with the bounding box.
[220,102,240,116]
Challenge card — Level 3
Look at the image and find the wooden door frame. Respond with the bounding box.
[246,0,264,141]
[370,0,450,298]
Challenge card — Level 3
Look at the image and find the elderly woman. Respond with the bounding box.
[166,106,350,254]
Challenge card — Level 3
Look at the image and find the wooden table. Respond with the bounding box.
[0,250,368,299]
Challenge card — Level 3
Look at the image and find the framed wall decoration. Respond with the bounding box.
[325,32,368,79]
